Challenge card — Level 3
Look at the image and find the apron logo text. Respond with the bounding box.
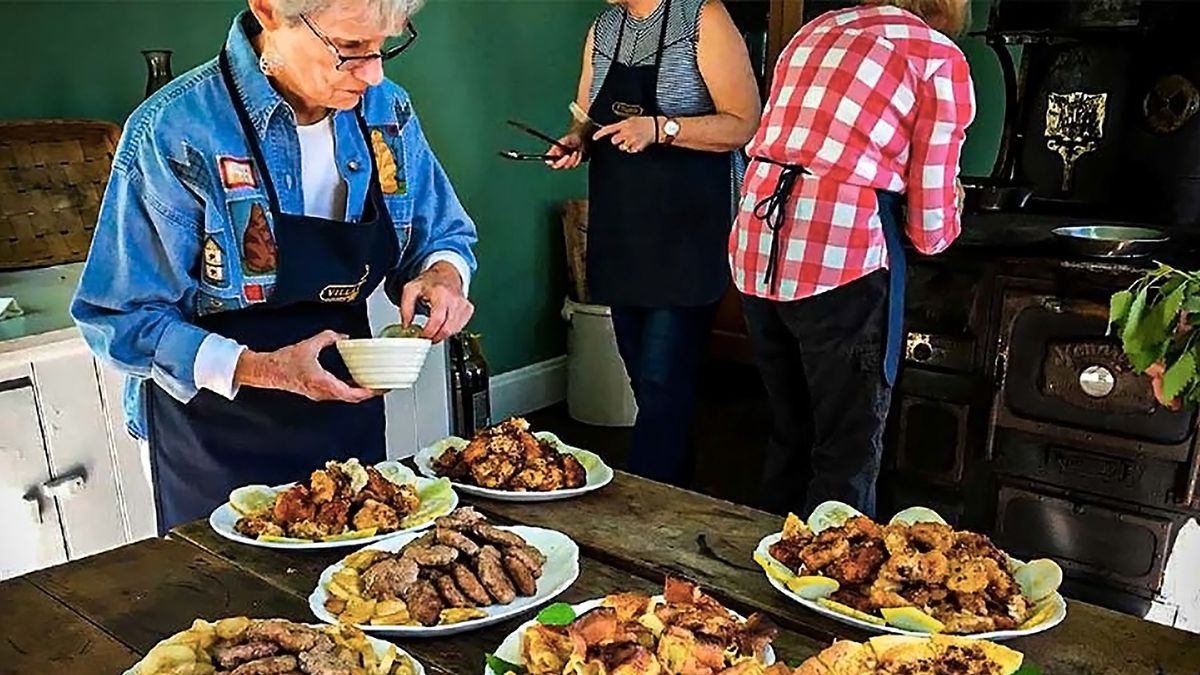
[319,265,371,303]
[611,102,644,118]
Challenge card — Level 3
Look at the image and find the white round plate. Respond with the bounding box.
[483,595,776,674]
[123,623,426,675]
[209,474,459,551]
[754,532,1067,641]
[310,525,581,637]
[413,432,615,502]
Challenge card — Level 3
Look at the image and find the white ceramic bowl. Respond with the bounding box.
[337,337,432,390]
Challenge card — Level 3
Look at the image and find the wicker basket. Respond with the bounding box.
[0,119,121,270]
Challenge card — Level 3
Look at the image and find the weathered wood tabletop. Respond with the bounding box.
[2,471,1197,675]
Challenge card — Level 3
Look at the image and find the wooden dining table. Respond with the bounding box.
[2,470,1198,675]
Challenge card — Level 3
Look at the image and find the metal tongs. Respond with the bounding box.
[498,120,575,161]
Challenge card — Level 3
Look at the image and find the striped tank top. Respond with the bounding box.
[589,0,746,202]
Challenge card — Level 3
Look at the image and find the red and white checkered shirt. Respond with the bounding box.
[730,4,976,301]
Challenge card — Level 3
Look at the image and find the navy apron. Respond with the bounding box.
[586,0,733,307]
[752,159,907,386]
[144,49,399,534]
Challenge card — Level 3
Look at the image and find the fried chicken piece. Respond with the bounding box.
[433,572,472,607]
[561,453,587,488]
[472,523,529,548]
[315,498,351,534]
[352,498,400,532]
[908,522,954,552]
[604,593,652,623]
[568,607,625,647]
[937,609,997,635]
[606,645,662,675]
[309,468,346,505]
[461,424,525,489]
[824,539,887,586]
[402,579,445,627]
[286,519,334,540]
[663,577,704,604]
[734,612,779,661]
[477,545,517,604]
[357,466,401,506]
[235,514,285,539]
[434,506,486,531]
[213,641,280,669]
[503,550,539,596]
[392,482,420,517]
[946,558,991,594]
[951,531,1009,569]
[401,543,459,567]
[880,550,950,585]
[432,446,464,476]
[768,540,808,572]
[243,620,321,653]
[656,625,727,674]
[435,527,480,556]
[797,532,851,573]
[229,655,299,675]
[362,556,419,600]
[449,562,492,605]
[829,586,875,613]
[509,459,566,492]
[867,578,912,611]
[273,485,316,524]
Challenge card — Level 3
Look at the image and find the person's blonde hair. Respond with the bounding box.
[862,0,971,37]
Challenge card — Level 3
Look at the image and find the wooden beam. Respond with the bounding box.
[767,0,806,78]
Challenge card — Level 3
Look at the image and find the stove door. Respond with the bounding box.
[994,483,1175,595]
[997,291,1195,452]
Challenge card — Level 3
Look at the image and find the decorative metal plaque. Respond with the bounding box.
[1044,91,1108,191]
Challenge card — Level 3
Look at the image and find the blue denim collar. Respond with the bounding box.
[224,11,287,136]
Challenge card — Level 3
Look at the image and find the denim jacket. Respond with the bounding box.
[70,12,478,440]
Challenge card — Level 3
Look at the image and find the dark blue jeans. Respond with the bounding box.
[611,304,719,486]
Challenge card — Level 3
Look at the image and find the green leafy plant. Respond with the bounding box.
[1109,262,1200,408]
[485,653,526,675]
[1013,664,1043,675]
[536,602,577,626]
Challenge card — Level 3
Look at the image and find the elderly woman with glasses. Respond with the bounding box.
[70,0,477,533]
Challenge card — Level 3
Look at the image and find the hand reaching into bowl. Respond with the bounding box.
[400,261,474,343]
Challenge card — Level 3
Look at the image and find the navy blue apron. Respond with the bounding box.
[752,159,907,386]
[144,49,399,534]
[586,0,734,307]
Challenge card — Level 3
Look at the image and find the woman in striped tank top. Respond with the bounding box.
[548,0,760,487]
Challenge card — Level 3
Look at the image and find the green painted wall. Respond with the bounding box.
[0,0,598,375]
[1,0,1008,372]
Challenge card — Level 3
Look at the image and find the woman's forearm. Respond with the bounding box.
[659,112,756,153]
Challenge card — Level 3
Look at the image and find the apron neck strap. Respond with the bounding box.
[219,48,283,213]
[615,0,674,72]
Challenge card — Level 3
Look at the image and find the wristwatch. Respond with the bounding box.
[662,117,681,145]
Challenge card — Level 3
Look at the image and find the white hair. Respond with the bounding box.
[271,0,425,34]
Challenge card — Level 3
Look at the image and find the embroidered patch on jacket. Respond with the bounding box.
[201,236,228,287]
[243,282,272,303]
[370,130,404,195]
[241,202,277,275]
[218,156,258,190]
[319,265,370,303]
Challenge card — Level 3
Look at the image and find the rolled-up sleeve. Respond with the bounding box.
[70,145,211,405]
[388,109,479,302]
[904,51,975,255]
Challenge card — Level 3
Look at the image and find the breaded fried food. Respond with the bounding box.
[434,506,486,530]
[472,523,528,548]
[228,654,299,675]
[392,482,421,516]
[477,545,517,604]
[213,641,280,669]
[362,557,419,600]
[352,498,400,532]
[402,579,445,627]
[561,452,587,488]
[509,459,565,492]
[504,545,544,578]
[272,484,316,524]
[435,527,480,556]
[503,550,538,596]
[309,467,347,505]
[234,514,285,538]
[400,543,459,567]
[433,572,473,608]
[450,562,493,606]
[315,498,352,533]
[243,619,321,653]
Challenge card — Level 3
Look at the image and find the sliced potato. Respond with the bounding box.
[214,617,250,640]
[326,579,354,601]
[343,548,388,572]
[816,598,886,625]
[807,501,863,534]
[786,575,839,600]
[880,606,946,633]
[1013,558,1063,602]
[341,596,377,625]
[332,568,363,595]
[440,607,488,624]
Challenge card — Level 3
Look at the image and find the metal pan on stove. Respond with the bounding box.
[1050,225,1169,259]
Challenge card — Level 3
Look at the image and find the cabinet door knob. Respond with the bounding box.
[40,469,87,501]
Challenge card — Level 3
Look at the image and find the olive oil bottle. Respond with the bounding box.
[449,332,491,437]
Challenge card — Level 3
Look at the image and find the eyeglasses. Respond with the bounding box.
[301,14,418,71]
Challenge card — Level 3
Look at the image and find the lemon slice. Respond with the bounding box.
[786,575,840,600]
[888,506,947,527]
[1013,559,1063,602]
[817,598,886,625]
[1019,598,1059,630]
[753,551,795,585]
[379,323,423,338]
[257,534,311,544]
[807,501,864,534]
[880,607,946,633]
[320,527,379,542]
[229,485,277,515]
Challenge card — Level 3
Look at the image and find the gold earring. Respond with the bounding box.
[259,51,284,75]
